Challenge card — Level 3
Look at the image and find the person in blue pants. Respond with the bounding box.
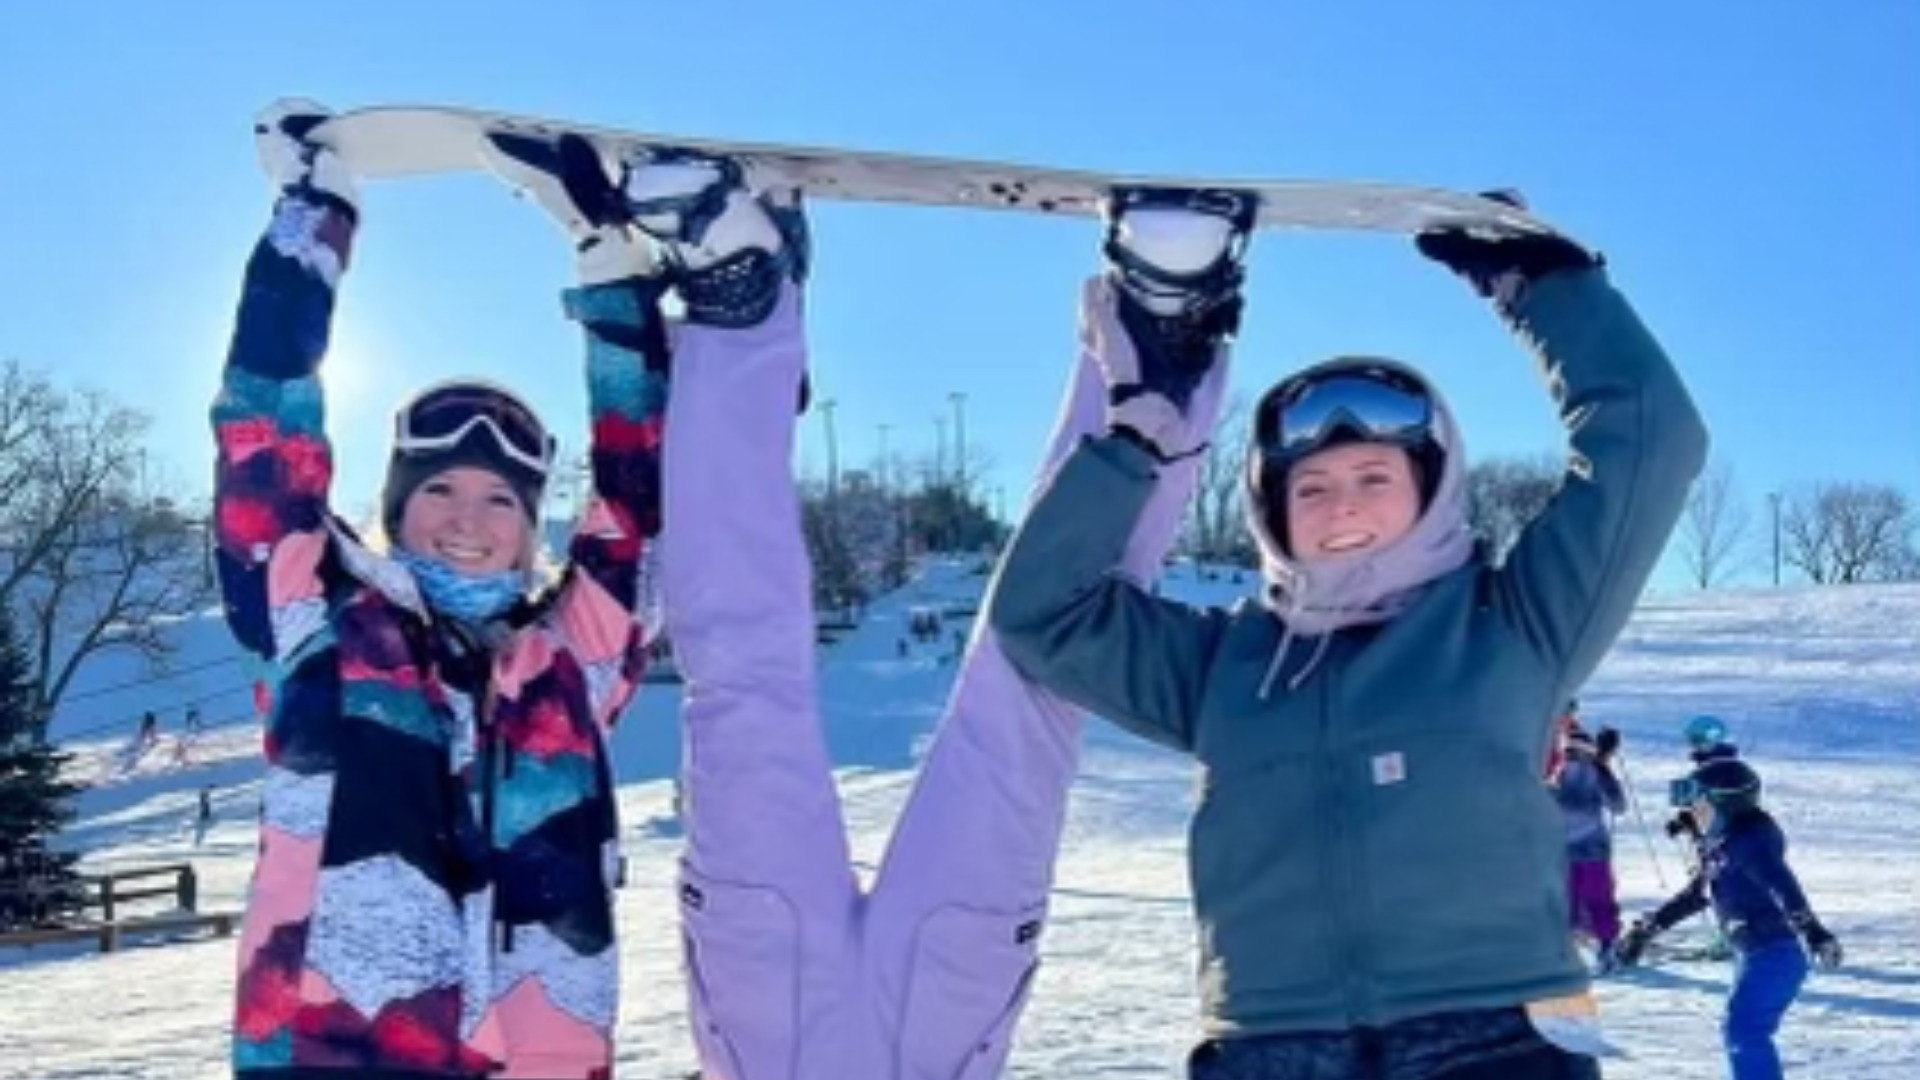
[1613,758,1842,1080]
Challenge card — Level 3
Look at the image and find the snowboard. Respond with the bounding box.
[310,105,1559,236]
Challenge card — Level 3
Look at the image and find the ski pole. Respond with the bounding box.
[1612,748,1669,891]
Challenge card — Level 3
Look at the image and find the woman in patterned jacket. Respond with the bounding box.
[215,101,666,1080]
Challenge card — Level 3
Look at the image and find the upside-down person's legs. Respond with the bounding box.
[667,281,856,908]
[865,193,1247,1080]
[651,161,858,1079]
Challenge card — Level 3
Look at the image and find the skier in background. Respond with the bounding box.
[1550,710,1627,971]
[1684,712,1739,764]
[990,193,1708,1079]
[193,786,214,848]
[1613,758,1841,1080]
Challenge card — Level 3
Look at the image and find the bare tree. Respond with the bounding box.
[1677,458,1752,588]
[1780,482,1914,584]
[0,363,214,732]
[1185,393,1253,565]
[1466,454,1563,563]
[0,366,133,611]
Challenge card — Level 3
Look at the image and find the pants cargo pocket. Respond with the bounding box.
[898,902,1046,1080]
[679,864,803,1080]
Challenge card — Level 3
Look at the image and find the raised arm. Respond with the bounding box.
[482,133,669,725]
[210,101,358,662]
[990,432,1228,752]
[1419,212,1708,702]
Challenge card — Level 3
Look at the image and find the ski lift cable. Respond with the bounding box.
[58,653,246,705]
[57,680,257,743]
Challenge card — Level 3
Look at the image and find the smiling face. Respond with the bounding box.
[1284,441,1422,562]
[396,466,531,576]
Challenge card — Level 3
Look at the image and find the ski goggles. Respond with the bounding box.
[1253,364,1436,467]
[1667,777,1705,808]
[393,380,557,477]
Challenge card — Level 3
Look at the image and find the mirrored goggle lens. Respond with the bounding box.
[398,386,551,464]
[1258,371,1433,460]
[1668,778,1701,808]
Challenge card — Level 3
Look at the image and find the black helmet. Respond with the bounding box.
[1245,357,1448,555]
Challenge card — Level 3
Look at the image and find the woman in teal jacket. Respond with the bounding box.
[989,202,1707,1080]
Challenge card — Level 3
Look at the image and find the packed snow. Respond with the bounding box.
[2,559,1915,1078]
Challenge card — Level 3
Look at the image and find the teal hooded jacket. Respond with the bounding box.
[988,267,1707,1038]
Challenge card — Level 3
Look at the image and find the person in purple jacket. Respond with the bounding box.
[485,137,1237,1079]
[1549,710,1627,970]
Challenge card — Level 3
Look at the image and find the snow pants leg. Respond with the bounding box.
[1568,860,1622,948]
[1723,939,1809,1080]
[664,285,859,1080]
[865,277,1229,1080]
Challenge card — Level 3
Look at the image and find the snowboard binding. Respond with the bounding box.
[619,147,809,329]
[1102,186,1258,377]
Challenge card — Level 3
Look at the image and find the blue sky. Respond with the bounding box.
[2,1,1915,585]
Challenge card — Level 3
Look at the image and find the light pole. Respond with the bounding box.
[820,398,840,500]
[1770,491,1782,586]
[876,423,892,492]
[949,391,968,496]
[934,416,948,488]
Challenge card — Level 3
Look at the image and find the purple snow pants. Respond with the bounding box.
[661,279,1229,1080]
[1567,860,1621,949]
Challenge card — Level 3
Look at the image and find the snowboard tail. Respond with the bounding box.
[311,106,1559,236]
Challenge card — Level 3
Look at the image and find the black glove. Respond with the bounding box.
[1794,914,1843,969]
[1595,726,1621,758]
[1612,919,1657,968]
[1663,813,1699,840]
[1415,192,1599,309]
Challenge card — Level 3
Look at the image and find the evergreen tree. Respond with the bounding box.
[0,599,84,930]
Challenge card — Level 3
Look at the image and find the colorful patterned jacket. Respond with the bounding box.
[213,193,666,1080]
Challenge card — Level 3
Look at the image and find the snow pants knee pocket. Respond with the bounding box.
[679,865,804,1080]
[898,902,1046,1080]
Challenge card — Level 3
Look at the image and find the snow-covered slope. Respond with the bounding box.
[2,564,1915,1078]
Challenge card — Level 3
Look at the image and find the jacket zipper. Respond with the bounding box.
[1317,642,1369,1026]
[477,676,515,955]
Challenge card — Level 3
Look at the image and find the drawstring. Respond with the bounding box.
[1288,633,1334,692]
[1256,621,1298,701]
[1254,623,1338,700]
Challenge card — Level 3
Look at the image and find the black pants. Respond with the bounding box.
[1187,1007,1603,1080]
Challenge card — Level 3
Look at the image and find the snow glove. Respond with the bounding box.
[255,98,359,218]
[1792,913,1844,969]
[481,129,658,287]
[1415,190,1599,315]
[1595,725,1622,759]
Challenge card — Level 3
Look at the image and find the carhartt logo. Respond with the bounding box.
[1372,752,1407,785]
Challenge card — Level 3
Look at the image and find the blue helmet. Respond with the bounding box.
[1682,714,1729,751]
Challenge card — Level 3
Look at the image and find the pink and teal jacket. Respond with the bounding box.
[213,193,664,1080]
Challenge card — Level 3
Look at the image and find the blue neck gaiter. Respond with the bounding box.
[395,550,527,625]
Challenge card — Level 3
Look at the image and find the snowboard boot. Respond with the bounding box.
[619,148,809,330]
[1593,940,1620,975]
[1101,186,1257,382]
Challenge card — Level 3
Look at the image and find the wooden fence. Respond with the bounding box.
[0,863,236,953]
